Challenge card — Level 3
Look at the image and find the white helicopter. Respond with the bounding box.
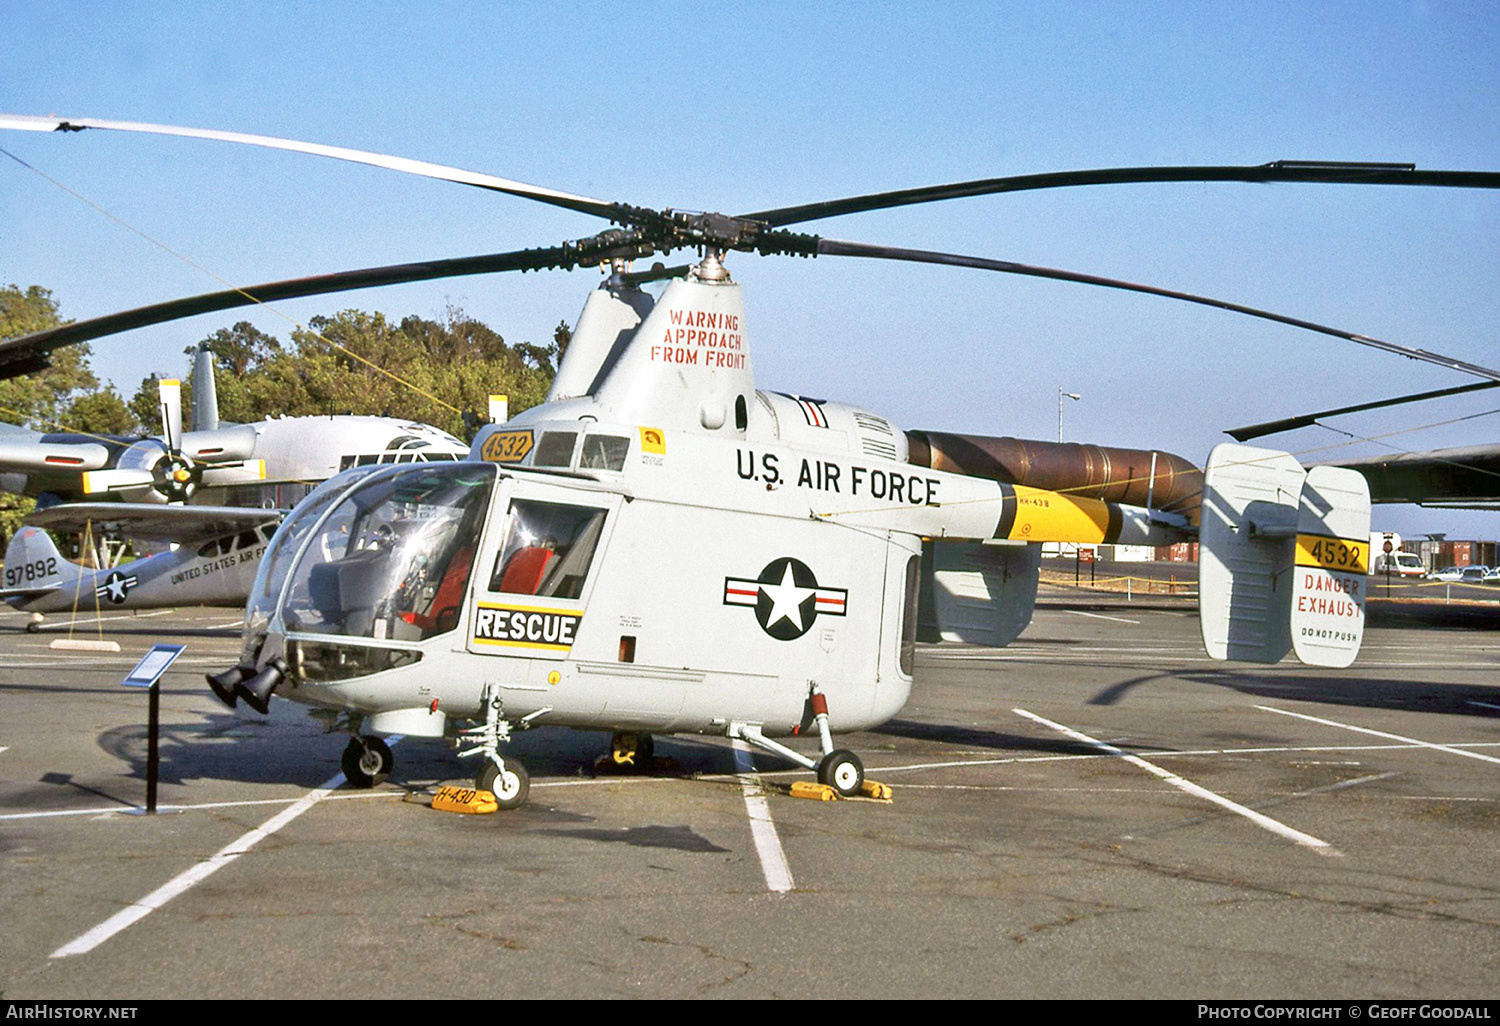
[3,114,1497,806]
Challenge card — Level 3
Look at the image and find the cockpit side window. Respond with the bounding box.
[489,500,607,600]
[579,434,630,471]
[533,431,578,468]
[278,465,495,642]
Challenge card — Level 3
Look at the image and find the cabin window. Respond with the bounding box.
[899,554,920,677]
[534,431,578,468]
[489,500,607,600]
[199,535,236,558]
[579,434,629,471]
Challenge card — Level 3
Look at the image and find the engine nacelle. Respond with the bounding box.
[84,439,198,504]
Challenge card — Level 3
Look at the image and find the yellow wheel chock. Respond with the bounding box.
[431,785,499,814]
[789,781,840,801]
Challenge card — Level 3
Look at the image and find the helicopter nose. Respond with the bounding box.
[234,658,289,716]
[205,664,253,708]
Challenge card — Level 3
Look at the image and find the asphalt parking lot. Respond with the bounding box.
[2,595,1499,999]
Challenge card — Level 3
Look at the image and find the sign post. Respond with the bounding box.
[121,644,185,815]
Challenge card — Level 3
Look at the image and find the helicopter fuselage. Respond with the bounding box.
[243,412,1028,742]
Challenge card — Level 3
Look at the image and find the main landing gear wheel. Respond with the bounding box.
[818,749,865,797]
[342,736,392,788]
[476,759,530,810]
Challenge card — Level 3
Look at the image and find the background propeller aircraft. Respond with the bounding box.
[1,113,1495,806]
[0,339,471,508]
[1,502,281,622]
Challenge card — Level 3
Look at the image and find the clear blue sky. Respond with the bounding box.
[3,1,1498,537]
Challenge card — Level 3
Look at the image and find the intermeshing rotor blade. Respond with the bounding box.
[0,113,626,223]
[0,240,648,370]
[816,237,1500,384]
[743,161,1500,228]
[1226,380,1500,441]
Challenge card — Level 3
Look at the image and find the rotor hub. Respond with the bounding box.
[690,250,732,283]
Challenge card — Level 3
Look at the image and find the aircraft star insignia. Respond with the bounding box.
[96,571,138,604]
[724,557,847,641]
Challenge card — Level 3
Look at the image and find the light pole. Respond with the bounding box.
[1058,389,1081,442]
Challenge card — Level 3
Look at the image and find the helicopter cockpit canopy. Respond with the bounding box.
[259,462,497,646]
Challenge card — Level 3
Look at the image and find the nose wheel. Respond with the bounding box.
[457,684,533,810]
[475,758,530,809]
[342,736,393,788]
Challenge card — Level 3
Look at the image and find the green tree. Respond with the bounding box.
[0,284,97,430]
[193,305,561,438]
[0,285,93,541]
[63,387,136,436]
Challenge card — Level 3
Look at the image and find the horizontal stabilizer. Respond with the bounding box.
[918,540,1039,646]
[0,584,61,598]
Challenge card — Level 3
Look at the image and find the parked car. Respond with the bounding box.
[1429,566,1466,581]
[1371,551,1427,577]
[1461,566,1490,584]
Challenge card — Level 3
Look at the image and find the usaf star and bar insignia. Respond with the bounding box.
[95,570,138,605]
[724,557,847,641]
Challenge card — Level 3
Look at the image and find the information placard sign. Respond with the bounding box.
[122,644,186,688]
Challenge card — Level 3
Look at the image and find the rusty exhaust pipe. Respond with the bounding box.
[906,431,1202,525]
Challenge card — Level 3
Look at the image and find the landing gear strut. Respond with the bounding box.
[342,735,392,788]
[458,684,531,810]
[729,685,878,799]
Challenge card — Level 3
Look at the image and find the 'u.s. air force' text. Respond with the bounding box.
[737,450,940,505]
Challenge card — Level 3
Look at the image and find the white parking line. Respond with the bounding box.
[46,737,407,959]
[1467,700,1500,713]
[32,610,178,631]
[51,768,347,958]
[1013,707,1339,856]
[732,740,795,894]
[1258,706,1500,766]
[1063,610,1141,625]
